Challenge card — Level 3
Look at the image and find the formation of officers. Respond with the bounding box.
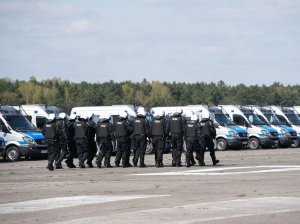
[42,107,219,171]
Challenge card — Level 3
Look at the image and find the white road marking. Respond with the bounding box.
[0,195,169,215]
[52,197,300,224]
[131,165,300,176]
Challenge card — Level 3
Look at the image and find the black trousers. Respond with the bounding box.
[55,141,68,165]
[75,138,88,163]
[199,136,217,162]
[115,137,130,167]
[185,137,197,165]
[133,135,147,165]
[46,139,59,166]
[171,133,183,166]
[152,136,165,164]
[96,138,113,166]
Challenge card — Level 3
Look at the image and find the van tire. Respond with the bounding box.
[6,146,21,162]
[248,138,260,150]
[290,138,300,148]
[146,142,154,154]
[216,138,228,151]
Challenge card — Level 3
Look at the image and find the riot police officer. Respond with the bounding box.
[65,114,77,168]
[86,115,97,168]
[74,115,89,168]
[199,112,219,166]
[132,107,149,168]
[184,114,201,167]
[113,111,132,168]
[168,109,186,167]
[150,110,168,168]
[54,112,68,169]
[95,113,113,168]
[43,113,60,171]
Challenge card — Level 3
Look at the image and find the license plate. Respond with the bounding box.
[242,141,248,145]
[41,150,48,154]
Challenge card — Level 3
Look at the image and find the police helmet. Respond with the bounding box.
[58,112,66,119]
[68,114,77,121]
[47,113,56,122]
[201,111,210,121]
[101,113,111,121]
[155,110,164,118]
[137,107,146,117]
[190,114,198,122]
[118,111,128,119]
[184,110,194,119]
[173,108,183,116]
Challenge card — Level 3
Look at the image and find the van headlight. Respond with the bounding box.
[261,130,271,136]
[228,131,239,137]
[281,129,290,136]
[23,136,36,145]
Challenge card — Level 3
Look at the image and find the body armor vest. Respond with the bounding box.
[74,121,86,139]
[133,118,145,135]
[151,119,164,136]
[186,122,197,138]
[44,122,56,139]
[114,120,127,137]
[98,122,109,137]
[170,116,182,134]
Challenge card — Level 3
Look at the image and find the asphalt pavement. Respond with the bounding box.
[0,148,300,224]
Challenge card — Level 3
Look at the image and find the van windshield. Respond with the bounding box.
[285,114,300,125]
[263,114,284,125]
[214,113,236,126]
[244,113,267,125]
[4,115,37,132]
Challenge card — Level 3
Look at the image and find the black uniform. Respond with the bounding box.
[132,115,149,167]
[150,115,168,168]
[74,118,89,168]
[113,117,132,167]
[65,118,76,168]
[199,118,219,166]
[95,119,113,168]
[184,120,202,167]
[54,118,68,169]
[86,119,97,168]
[43,118,60,171]
[168,112,186,167]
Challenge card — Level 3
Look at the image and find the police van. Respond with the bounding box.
[185,105,248,150]
[270,106,300,147]
[220,105,279,149]
[0,105,47,161]
[14,104,61,130]
[254,106,298,147]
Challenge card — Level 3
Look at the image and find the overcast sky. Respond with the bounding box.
[0,0,299,85]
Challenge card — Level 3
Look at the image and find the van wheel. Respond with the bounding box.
[290,138,300,148]
[6,146,21,162]
[146,142,154,154]
[248,138,260,150]
[216,139,228,151]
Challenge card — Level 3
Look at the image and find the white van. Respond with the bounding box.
[0,105,47,161]
[252,106,298,147]
[270,106,300,147]
[220,105,279,149]
[14,105,62,130]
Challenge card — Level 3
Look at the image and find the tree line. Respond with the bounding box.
[1,76,300,113]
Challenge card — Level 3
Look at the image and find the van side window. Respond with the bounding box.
[25,115,32,122]
[0,119,9,133]
[233,114,244,126]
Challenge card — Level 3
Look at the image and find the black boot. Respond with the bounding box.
[213,159,219,166]
[96,160,101,168]
[47,164,54,171]
[199,160,205,166]
[55,163,63,169]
